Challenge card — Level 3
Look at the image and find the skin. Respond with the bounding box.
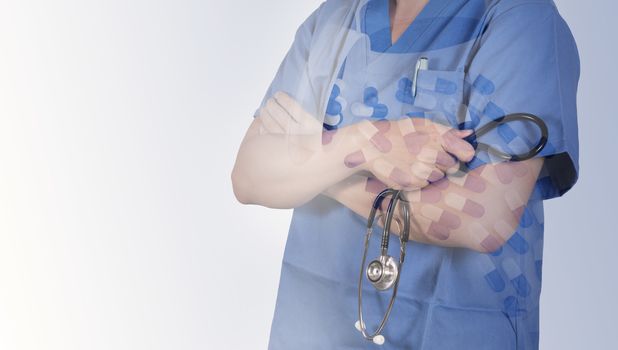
[232,92,474,208]
[389,0,429,43]
[231,0,545,253]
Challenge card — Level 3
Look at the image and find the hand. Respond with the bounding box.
[256,91,322,136]
[344,117,475,190]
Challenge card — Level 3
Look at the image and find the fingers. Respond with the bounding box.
[273,91,324,135]
[258,106,285,134]
[440,129,476,162]
[367,157,452,191]
[265,98,294,132]
[411,161,445,183]
[397,117,475,163]
[371,158,428,190]
[416,147,458,172]
[273,91,305,124]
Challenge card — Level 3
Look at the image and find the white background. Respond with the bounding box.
[0,0,615,349]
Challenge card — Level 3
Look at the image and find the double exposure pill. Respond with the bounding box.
[468,222,502,253]
[421,205,461,229]
[445,192,485,218]
[478,254,505,292]
[494,220,515,241]
[449,173,487,193]
[502,258,531,297]
[505,189,525,217]
[507,232,530,254]
[534,240,543,281]
[365,177,387,194]
[344,150,366,168]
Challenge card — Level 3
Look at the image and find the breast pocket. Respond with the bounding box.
[413,69,466,128]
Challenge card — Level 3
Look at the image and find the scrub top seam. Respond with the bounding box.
[550,9,569,157]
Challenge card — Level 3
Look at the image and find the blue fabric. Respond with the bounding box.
[257,0,580,349]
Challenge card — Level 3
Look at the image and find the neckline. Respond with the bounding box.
[363,0,450,53]
[387,0,427,47]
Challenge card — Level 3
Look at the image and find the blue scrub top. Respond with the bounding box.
[255,0,580,349]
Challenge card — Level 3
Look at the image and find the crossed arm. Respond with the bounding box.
[323,159,543,252]
[231,92,544,253]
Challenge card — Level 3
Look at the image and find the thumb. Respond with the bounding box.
[455,129,474,138]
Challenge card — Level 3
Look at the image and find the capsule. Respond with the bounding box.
[478,254,505,292]
[502,258,530,297]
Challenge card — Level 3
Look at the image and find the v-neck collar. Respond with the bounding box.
[362,0,450,53]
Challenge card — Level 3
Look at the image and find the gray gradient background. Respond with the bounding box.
[0,0,614,349]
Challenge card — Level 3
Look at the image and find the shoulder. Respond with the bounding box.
[484,0,561,21]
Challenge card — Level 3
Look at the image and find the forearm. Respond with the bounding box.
[231,120,359,208]
[232,92,475,209]
[324,158,544,252]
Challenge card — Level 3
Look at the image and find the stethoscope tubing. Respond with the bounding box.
[357,112,548,344]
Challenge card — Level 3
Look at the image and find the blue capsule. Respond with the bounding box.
[472,74,495,95]
[507,232,530,254]
[435,78,458,95]
[534,239,543,281]
[503,296,528,318]
[396,77,414,104]
[483,101,505,120]
[502,258,531,297]
[478,255,505,293]
[520,207,535,228]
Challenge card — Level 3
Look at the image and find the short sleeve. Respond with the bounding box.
[462,2,581,200]
[253,3,324,118]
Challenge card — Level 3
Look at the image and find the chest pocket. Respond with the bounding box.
[413,69,466,128]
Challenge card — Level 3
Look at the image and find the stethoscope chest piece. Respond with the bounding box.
[367,255,398,291]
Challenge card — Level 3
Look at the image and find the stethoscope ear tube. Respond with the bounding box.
[455,113,549,175]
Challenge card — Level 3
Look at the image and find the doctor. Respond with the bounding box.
[232,0,580,349]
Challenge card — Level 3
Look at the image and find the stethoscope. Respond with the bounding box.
[355,57,549,345]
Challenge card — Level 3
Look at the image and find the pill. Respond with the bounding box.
[468,222,502,252]
[390,167,413,188]
[421,205,461,229]
[433,177,450,190]
[428,222,450,240]
[479,165,500,185]
[428,170,444,182]
[322,129,336,145]
[344,150,366,168]
[369,133,392,153]
[357,120,379,139]
[365,178,387,194]
[502,258,531,297]
[408,187,441,204]
[404,133,430,154]
[478,254,505,292]
[351,102,374,118]
[411,161,434,180]
[398,117,416,135]
[506,232,529,254]
[449,173,486,193]
[495,162,514,184]
[504,189,525,217]
[494,220,515,240]
[445,192,485,218]
[533,239,543,281]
